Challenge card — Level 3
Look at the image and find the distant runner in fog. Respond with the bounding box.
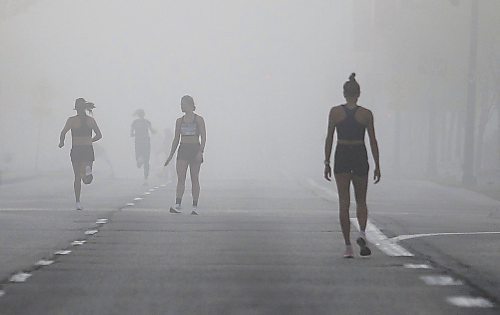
[324,73,381,258]
[164,95,206,215]
[131,109,155,185]
[59,98,102,210]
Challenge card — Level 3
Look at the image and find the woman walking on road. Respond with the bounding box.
[59,98,102,210]
[324,73,381,258]
[164,95,206,215]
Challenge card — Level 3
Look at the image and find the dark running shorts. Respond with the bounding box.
[70,145,95,163]
[177,143,202,163]
[135,138,151,162]
[334,144,369,176]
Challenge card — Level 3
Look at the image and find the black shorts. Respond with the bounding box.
[71,145,95,163]
[334,144,369,176]
[177,143,202,163]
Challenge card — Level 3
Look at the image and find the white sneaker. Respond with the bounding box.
[191,206,198,215]
[82,166,93,184]
[169,204,181,214]
[76,202,83,210]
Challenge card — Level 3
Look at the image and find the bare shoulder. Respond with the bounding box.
[329,105,344,116]
[358,106,373,118]
[195,114,205,123]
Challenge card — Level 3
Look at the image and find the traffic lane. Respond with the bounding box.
[0,173,163,211]
[0,210,111,283]
[366,181,500,304]
[1,209,494,315]
[0,175,165,284]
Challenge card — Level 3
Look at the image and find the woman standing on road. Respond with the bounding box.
[324,73,381,258]
[59,98,102,210]
[164,95,206,215]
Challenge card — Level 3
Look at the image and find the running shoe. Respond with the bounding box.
[82,166,93,184]
[343,245,354,259]
[356,237,372,257]
[76,202,83,210]
[169,205,181,214]
[191,207,198,215]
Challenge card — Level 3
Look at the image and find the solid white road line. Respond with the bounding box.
[351,218,414,257]
[307,178,415,257]
[447,296,494,308]
[391,231,500,242]
[420,275,463,286]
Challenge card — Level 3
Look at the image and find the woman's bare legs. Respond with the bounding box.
[352,175,369,231]
[189,162,201,205]
[352,174,371,256]
[71,162,83,202]
[334,173,352,245]
[176,160,189,201]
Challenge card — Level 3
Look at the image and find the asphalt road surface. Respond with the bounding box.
[0,172,499,314]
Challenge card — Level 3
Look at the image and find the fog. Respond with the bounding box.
[1,0,500,185]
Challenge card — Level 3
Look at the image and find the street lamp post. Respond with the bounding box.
[462,0,478,186]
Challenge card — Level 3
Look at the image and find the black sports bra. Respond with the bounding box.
[336,105,366,141]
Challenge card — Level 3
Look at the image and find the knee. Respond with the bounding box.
[339,199,350,209]
[356,202,367,210]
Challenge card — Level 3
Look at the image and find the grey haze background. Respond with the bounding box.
[1,0,499,185]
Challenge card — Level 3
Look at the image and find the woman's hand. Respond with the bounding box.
[324,164,331,181]
[164,156,173,167]
[374,168,381,184]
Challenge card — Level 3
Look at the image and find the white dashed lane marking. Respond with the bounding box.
[447,296,494,308]
[0,290,5,297]
[35,260,54,266]
[54,250,71,255]
[84,230,98,235]
[96,219,108,224]
[404,264,432,269]
[420,275,463,286]
[133,197,143,201]
[126,203,135,206]
[9,273,31,283]
[71,240,87,246]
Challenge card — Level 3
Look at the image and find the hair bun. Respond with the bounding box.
[349,73,356,82]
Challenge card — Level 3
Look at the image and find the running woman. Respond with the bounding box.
[164,95,206,215]
[131,109,155,185]
[59,98,102,210]
[324,73,381,258]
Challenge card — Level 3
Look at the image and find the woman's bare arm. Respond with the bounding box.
[198,116,206,153]
[165,118,181,166]
[59,118,72,148]
[324,108,335,181]
[366,110,381,183]
[91,118,103,142]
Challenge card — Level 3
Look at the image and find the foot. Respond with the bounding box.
[343,245,354,259]
[356,237,371,257]
[82,166,93,184]
[169,205,181,214]
[76,202,83,210]
[191,208,198,215]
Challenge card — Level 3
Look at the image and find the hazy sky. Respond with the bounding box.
[1,0,499,181]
